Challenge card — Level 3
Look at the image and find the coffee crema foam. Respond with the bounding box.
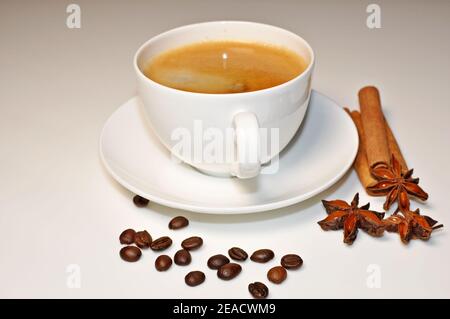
[143,40,307,94]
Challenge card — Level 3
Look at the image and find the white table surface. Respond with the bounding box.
[1,0,449,298]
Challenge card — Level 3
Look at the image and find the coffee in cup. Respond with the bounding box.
[143,40,308,94]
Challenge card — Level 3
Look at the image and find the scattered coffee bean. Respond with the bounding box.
[281,254,303,269]
[134,230,152,249]
[120,246,142,262]
[267,266,287,284]
[133,195,149,207]
[217,263,242,280]
[155,255,172,271]
[174,249,191,266]
[119,228,136,244]
[181,236,203,250]
[185,271,205,287]
[228,247,248,261]
[207,254,230,270]
[150,236,172,251]
[248,282,269,299]
[168,216,189,230]
[250,249,274,263]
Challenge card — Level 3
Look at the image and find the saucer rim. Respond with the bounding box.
[99,90,358,214]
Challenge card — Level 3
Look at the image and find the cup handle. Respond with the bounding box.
[232,111,261,179]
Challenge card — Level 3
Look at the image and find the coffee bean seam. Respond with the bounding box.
[181,236,203,250]
[169,216,189,230]
[228,247,248,261]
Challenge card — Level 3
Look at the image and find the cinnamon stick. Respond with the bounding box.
[345,109,377,192]
[359,86,390,168]
[384,117,408,172]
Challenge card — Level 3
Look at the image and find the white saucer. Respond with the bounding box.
[100,91,358,214]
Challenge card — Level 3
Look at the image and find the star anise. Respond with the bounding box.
[367,155,428,212]
[383,208,443,244]
[318,193,385,245]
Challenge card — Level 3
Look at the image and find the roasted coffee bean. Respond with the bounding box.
[217,263,242,280]
[119,228,136,244]
[185,271,205,287]
[134,230,152,249]
[207,254,230,270]
[133,195,149,207]
[168,216,189,230]
[228,247,248,261]
[248,282,269,299]
[250,249,274,263]
[150,236,172,251]
[155,255,172,271]
[267,266,287,284]
[120,246,141,262]
[181,236,203,250]
[174,249,191,266]
[281,254,303,269]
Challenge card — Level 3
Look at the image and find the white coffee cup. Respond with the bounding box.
[134,21,314,178]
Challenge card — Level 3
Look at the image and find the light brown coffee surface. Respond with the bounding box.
[144,40,307,94]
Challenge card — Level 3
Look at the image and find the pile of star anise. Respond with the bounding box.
[318,155,443,244]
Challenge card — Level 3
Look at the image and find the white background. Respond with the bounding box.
[1,0,449,298]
